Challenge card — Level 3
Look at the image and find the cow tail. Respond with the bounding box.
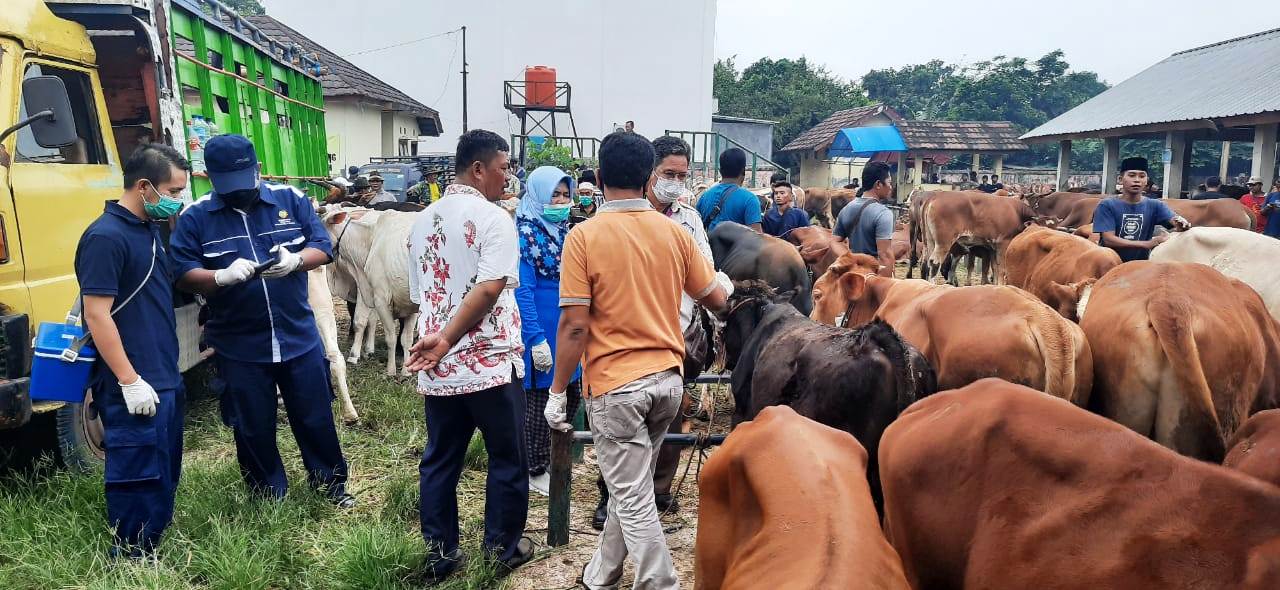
[907,208,920,278]
[1148,299,1227,461]
[1025,304,1077,403]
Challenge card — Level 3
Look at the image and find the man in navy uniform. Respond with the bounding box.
[170,134,354,507]
[75,144,190,558]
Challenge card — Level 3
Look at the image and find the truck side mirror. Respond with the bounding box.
[22,76,78,149]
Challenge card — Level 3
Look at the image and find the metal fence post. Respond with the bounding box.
[547,429,573,547]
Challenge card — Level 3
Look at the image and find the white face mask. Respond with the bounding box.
[653,177,684,204]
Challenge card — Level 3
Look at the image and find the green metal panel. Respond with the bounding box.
[169,4,327,199]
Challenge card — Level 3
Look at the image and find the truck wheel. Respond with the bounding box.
[56,389,104,472]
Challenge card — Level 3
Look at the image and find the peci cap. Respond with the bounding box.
[204,134,259,194]
[1119,157,1148,173]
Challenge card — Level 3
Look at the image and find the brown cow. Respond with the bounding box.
[695,405,910,590]
[880,378,1280,590]
[1001,225,1121,321]
[1225,409,1280,487]
[782,225,850,278]
[1080,261,1280,461]
[1025,191,1094,222]
[812,254,1092,404]
[919,191,1036,285]
[1059,196,1254,232]
[802,187,834,228]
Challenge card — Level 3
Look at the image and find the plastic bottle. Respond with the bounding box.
[187,118,206,174]
[205,118,220,139]
[191,116,209,146]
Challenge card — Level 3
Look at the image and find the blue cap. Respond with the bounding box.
[204,134,259,194]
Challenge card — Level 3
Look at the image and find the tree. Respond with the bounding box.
[222,0,265,15]
[714,57,869,164]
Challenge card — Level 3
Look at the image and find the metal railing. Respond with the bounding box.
[665,130,788,188]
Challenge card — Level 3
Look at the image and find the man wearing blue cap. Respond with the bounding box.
[170,134,354,506]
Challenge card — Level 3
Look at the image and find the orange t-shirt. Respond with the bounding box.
[560,199,718,397]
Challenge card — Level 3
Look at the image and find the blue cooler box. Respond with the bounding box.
[31,322,97,403]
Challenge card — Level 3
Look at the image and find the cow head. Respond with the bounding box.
[811,253,880,325]
[1045,279,1098,322]
[719,280,791,371]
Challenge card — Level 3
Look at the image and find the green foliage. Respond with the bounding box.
[714,57,869,164]
[222,0,265,16]
[525,142,580,173]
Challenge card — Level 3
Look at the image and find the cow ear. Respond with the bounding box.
[330,212,348,225]
[839,272,867,302]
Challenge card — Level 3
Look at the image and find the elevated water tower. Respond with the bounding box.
[504,66,591,162]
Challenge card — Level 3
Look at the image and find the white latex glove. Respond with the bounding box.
[544,390,571,432]
[261,249,304,279]
[214,258,257,287]
[531,341,553,372]
[715,271,734,297]
[119,375,159,417]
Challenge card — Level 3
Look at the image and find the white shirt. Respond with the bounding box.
[407,183,525,395]
[664,201,732,329]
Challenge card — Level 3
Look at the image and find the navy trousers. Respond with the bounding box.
[216,345,348,499]
[420,375,528,562]
[96,379,185,555]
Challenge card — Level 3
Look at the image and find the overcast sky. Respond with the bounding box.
[715,0,1280,85]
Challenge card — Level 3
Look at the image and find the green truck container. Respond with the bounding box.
[0,0,329,470]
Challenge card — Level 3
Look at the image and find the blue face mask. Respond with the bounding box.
[542,203,571,224]
[578,195,595,208]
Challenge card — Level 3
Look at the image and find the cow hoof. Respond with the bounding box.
[347,356,360,364]
[342,416,360,426]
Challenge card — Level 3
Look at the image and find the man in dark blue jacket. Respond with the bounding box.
[170,135,353,507]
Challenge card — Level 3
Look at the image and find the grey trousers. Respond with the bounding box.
[582,370,683,590]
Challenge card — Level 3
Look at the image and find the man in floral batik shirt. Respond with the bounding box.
[405,129,533,583]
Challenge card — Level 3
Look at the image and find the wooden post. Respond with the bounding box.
[1219,141,1232,181]
[1100,137,1120,195]
[1163,130,1187,199]
[547,429,572,547]
[913,154,924,186]
[1252,123,1278,189]
[1056,140,1073,191]
[895,152,907,202]
[993,154,1004,179]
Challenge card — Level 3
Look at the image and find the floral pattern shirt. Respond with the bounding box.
[407,183,524,396]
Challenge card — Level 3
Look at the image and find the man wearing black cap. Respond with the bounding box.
[1092,157,1190,262]
[170,134,355,507]
[1192,176,1228,200]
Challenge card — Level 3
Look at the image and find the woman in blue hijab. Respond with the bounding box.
[514,166,581,496]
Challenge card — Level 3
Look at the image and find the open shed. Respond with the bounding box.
[1022,27,1280,197]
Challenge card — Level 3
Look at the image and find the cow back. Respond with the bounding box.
[881,378,1280,590]
[1152,226,1280,323]
[1226,409,1280,487]
[696,405,909,590]
[1166,197,1255,230]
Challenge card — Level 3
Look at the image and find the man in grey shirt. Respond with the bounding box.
[365,172,397,205]
[832,161,896,277]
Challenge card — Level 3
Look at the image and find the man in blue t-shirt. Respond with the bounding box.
[762,181,810,237]
[696,147,763,232]
[1092,157,1190,262]
[1262,180,1280,238]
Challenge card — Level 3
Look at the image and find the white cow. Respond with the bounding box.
[307,265,358,424]
[1151,226,1280,322]
[322,207,419,376]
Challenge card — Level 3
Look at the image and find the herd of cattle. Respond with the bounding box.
[693,187,1280,589]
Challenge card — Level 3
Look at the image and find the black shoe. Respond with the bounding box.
[422,548,464,585]
[497,537,535,574]
[592,498,608,531]
[655,493,678,513]
[331,493,357,509]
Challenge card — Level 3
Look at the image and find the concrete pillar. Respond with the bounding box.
[1252,123,1278,189]
[913,154,924,185]
[1100,136,1120,195]
[1056,140,1072,191]
[1219,141,1232,180]
[895,152,907,202]
[1163,130,1187,199]
[993,154,1004,179]
[971,153,981,172]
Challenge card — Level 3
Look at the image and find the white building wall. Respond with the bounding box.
[267,0,717,152]
[325,100,384,175]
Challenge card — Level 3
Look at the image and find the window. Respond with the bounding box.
[16,63,107,165]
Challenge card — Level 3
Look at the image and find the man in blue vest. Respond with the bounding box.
[75,143,189,559]
[170,134,354,507]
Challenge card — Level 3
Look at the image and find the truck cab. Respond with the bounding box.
[1,0,327,469]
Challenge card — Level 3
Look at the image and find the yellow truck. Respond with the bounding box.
[0,0,328,468]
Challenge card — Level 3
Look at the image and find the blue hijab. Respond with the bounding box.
[516,166,574,279]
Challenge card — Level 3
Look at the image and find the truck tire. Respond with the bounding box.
[56,389,104,472]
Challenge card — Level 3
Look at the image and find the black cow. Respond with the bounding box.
[720,280,937,508]
[709,222,813,315]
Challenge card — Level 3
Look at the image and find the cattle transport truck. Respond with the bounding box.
[0,0,329,469]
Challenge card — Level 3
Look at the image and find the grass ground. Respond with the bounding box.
[0,308,728,590]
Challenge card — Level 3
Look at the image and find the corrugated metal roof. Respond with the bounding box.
[779,104,903,152]
[712,114,778,126]
[1023,27,1280,141]
[244,15,442,135]
[897,120,1028,152]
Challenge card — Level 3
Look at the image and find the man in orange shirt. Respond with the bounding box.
[546,132,728,589]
